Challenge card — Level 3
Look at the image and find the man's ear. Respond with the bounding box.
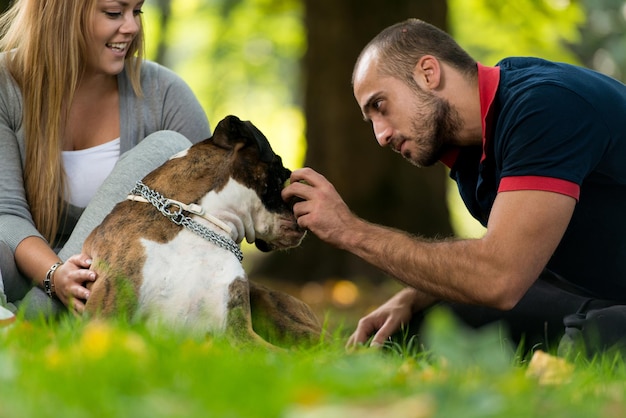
[412,55,441,91]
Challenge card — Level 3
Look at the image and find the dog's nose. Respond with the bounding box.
[255,239,273,252]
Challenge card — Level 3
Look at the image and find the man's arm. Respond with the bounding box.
[283,167,576,310]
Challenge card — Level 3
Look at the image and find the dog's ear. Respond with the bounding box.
[211,115,275,163]
[243,120,275,164]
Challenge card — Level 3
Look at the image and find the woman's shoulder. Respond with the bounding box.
[119,59,190,103]
[138,59,184,85]
[0,52,18,87]
[0,51,23,112]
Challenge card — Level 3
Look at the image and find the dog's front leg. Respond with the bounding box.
[226,278,277,349]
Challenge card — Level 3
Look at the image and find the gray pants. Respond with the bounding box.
[0,131,193,319]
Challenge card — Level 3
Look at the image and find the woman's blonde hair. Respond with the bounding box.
[0,0,145,244]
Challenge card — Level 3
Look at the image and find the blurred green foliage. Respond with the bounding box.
[449,0,585,65]
[143,0,307,169]
[571,0,626,81]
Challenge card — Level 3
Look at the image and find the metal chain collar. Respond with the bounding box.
[129,181,244,262]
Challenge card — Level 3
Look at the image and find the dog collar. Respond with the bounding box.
[126,195,233,235]
[127,181,244,262]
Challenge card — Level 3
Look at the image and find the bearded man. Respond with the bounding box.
[282,19,626,356]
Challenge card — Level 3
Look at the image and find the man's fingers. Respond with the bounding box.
[289,167,322,185]
[346,329,369,349]
[283,180,313,203]
[369,319,399,348]
[346,316,382,349]
[369,331,390,348]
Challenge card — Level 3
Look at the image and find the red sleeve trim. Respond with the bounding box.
[498,176,580,200]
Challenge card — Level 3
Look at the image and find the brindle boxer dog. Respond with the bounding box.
[82,115,321,347]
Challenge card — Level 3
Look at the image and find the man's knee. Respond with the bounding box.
[559,304,626,357]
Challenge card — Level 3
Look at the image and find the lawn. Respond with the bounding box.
[1,307,625,418]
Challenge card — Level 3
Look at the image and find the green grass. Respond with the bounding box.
[1,308,625,418]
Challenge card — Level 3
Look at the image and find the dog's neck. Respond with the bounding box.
[127,180,245,261]
[196,177,263,245]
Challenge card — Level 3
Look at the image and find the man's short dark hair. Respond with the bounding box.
[353,18,477,85]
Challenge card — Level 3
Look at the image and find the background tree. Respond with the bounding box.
[569,0,626,81]
[253,0,453,283]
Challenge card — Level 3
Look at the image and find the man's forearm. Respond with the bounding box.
[336,217,509,308]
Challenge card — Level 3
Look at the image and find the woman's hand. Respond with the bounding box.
[52,254,96,315]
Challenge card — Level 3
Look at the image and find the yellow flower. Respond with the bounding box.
[44,345,64,369]
[79,321,114,360]
[121,332,148,357]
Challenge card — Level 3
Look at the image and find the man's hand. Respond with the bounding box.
[346,287,429,349]
[281,167,357,248]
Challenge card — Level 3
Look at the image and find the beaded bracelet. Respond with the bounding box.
[43,261,63,298]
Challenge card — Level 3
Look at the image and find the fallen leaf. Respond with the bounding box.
[285,394,436,418]
[526,350,573,385]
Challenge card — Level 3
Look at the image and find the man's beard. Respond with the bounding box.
[404,94,463,168]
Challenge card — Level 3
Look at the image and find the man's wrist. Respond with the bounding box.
[398,287,436,313]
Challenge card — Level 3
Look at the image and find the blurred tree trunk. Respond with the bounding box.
[252,0,452,283]
[152,0,172,64]
[569,0,626,82]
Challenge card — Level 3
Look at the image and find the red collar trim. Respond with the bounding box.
[440,63,500,168]
[477,63,500,163]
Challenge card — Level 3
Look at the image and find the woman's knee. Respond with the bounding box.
[119,130,193,164]
[0,241,31,302]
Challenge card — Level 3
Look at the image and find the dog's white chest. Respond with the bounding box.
[137,230,245,334]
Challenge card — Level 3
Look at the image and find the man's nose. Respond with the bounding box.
[373,120,392,147]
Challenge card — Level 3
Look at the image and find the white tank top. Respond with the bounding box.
[62,139,120,208]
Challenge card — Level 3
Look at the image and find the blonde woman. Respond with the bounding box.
[0,0,211,318]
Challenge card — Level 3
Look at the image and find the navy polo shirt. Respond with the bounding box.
[445,57,626,299]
